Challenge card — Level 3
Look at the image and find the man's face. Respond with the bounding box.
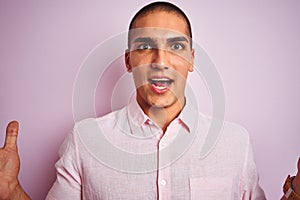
[125,11,194,110]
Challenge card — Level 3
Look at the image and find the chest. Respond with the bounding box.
[79,143,243,200]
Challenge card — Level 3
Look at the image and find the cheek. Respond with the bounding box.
[131,66,149,88]
[170,54,191,77]
[129,51,153,67]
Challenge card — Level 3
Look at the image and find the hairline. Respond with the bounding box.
[127,3,193,49]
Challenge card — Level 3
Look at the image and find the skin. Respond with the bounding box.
[0,9,299,200]
[125,11,194,131]
[281,158,300,199]
[295,162,300,195]
[0,121,30,200]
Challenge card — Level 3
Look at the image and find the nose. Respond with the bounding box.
[151,48,169,70]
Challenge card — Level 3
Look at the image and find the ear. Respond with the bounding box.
[188,48,195,72]
[125,49,132,73]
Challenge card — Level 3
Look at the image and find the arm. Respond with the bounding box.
[241,141,266,200]
[46,128,82,199]
[0,121,30,200]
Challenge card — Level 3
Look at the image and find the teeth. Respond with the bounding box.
[151,78,170,82]
[149,78,173,84]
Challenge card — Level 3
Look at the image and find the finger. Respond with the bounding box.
[4,120,19,150]
[298,157,300,173]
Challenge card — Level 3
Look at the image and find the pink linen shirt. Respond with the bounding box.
[46,99,266,199]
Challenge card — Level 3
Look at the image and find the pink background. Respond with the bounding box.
[1,1,299,199]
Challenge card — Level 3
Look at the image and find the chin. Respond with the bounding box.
[148,96,177,109]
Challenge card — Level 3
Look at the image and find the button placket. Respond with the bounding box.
[160,179,167,186]
[157,129,172,200]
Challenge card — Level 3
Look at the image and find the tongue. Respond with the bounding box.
[153,82,169,87]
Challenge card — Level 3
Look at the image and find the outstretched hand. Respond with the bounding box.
[0,121,30,200]
[293,158,300,195]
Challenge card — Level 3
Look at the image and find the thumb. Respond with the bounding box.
[4,121,19,151]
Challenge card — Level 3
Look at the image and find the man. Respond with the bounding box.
[0,2,299,200]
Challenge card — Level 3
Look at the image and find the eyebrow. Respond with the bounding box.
[166,36,189,44]
[133,36,189,44]
[133,37,154,43]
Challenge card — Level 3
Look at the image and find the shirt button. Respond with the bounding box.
[160,179,167,186]
[160,142,166,147]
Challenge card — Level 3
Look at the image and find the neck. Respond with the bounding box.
[137,97,186,132]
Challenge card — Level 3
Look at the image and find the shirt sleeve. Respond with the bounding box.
[46,129,82,200]
[241,138,266,200]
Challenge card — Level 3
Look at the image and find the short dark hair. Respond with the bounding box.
[128,1,193,49]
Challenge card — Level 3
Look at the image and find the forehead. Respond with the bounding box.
[132,11,189,38]
[129,28,189,44]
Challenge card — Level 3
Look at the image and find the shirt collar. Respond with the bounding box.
[176,97,199,133]
[127,98,150,127]
[127,97,199,134]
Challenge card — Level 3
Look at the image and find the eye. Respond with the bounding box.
[137,44,153,50]
[171,43,184,50]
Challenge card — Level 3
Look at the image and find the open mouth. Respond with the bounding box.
[148,77,174,94]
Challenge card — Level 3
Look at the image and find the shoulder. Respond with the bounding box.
[206,115,251,145]
[75,106,127,128]
[197,114,252,157]
[201,114,250,140]
[222,120,250,140]
[218,121,251,154]
[71,106,128,139]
